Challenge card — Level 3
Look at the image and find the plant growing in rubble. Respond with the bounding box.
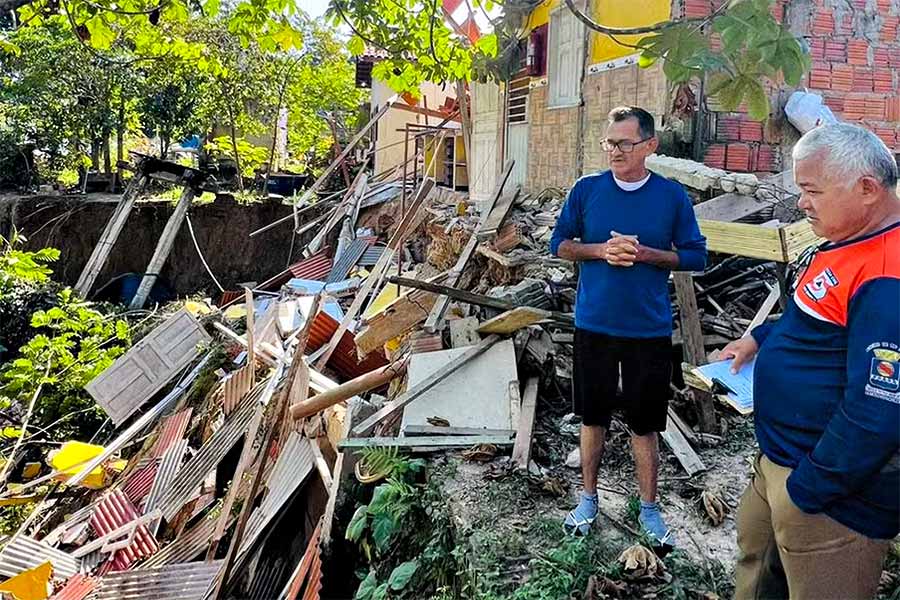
[0,231,59,298]
[0,288,130,441]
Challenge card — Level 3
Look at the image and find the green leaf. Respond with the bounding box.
[745,80,770,121]
[388,560,419,591]
[638,53,656,68]
[348,35,365,56]
[355,571,378,600]
[346,505,368,542]
[474,33,497,58]
[372,583,389,600]
[715,77,747,111]
[0,37,20,56]
[371,513,395,552]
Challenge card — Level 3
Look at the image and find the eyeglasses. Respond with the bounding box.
[602,138,652,153]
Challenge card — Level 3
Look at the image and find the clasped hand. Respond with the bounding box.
[603,230,642,267]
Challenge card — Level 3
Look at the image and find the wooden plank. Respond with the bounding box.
[75,174,148,297]
[666,407,698,446]
[85,309,210,425]
[351,335,501,436]
[130,185,196,309]
[320,406,352,547]
[673,273,717,433]
[449,317,481,348]
[511,378,538,468]
[692,192,767,221]
[698,219,785,262]
[507,380,521,431]
[780,219,823,262]
[660,416,706,476]
[402,425,516,437]
[743,282,780,336]
[477,307,550,335]
[354,289,438,356]
[308,439,333,490]
[423,161,514,333]
[338,435,513,450]
[477,187,521,240]
[245,288,256,388]
[314,179,435,371]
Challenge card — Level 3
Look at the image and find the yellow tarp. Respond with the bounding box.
[0,561,51,600]
[48,441,124,490]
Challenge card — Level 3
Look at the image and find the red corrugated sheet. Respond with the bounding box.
[218,290,243,307]
[121,460,159,508]
[306,311,387,380]
[49,574,97,600]
[90,490,159,572]
[288,250,333,281]
[285,523,322,600]
[151,408,193,458]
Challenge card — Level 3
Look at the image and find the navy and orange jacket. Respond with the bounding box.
[752,221,900,539]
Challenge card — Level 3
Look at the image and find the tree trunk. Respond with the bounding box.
[229,123,244,192]
[103,134,111,174]
[90,140,100,173]
[116,100,125,192]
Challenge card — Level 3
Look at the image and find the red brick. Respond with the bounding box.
[865,97,886,119]
[709,33,722,52]
[739,120,764,142]
[874,127,896,148]
[757,145,777,172]
[874,68,894,93]
[873,47,891,66]
[853,67,874,91]
[704,144,726,169]
[726,143,751,172]
[808,67,831,90]
[831,64,854,91]
[813,12,836,36]
[887,97,900,122]
[823,95,845,115]
[843,96,867,120]
[809,39,826,61]
[847,40,869,65]
[882,17,899,43]
[876,0,892,11]
[824,40,846,61]
[717,117,741,141]
[851,0,866,8]
[684,0,712,18]
[770,2,784,22]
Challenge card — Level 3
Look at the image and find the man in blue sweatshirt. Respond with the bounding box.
[550,106,707,543]
[722,123,899,599]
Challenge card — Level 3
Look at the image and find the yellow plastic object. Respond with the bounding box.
[363,284,400,319]
[21,463,40,480]
[48,441,120,490]
[0,561,51,600]
[224,305,246,320]
[183,300,213,316]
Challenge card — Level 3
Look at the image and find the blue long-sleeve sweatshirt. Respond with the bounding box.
[751,222,900,539]
[550,170,707,338]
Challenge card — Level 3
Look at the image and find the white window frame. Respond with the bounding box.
[548,4,585,109]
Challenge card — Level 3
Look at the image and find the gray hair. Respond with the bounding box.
[792,123,898,189]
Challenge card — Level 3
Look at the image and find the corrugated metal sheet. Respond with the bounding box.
[44,503,95,547]
[78,550,105,574]
[237,434,314,560]
[325,238,370,284]
[49,574,97,600]
[151,408,193,458]
[257,248,332,292]
[156,396,257,521]
[248,556,287,600]
[143,439,187,518]
[139,514,217,569]
[358,244,387,267]
[86,309,211,425]
[91,560,223,600]
[0,534,79,582]
[288,250,333,282]
[281,522,322,600]
[305,311,387,380]
[90,490,159,572]
[218,290,243,307]
[222,365,252,415]
[121,459,159,508]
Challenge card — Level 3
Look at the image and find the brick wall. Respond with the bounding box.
[702,0,900,173]
[526,85,581,192]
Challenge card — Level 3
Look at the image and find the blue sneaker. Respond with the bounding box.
[563,492,598,536]
[639,501,676,547]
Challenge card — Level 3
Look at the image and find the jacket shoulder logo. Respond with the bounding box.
[803,267,839,302]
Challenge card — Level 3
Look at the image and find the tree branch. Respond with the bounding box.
[562,0,704,35]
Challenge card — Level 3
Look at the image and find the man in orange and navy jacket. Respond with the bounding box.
[723,123,900,600]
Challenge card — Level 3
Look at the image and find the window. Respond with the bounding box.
[548,6,584,107]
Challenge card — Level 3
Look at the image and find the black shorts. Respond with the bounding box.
[573,328,672,435]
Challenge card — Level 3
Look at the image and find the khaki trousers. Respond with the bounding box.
[735,454,889,600]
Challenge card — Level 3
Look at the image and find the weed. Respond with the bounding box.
[625,493,641,526]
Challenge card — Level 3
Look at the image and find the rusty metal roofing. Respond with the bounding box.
[237,433,314,560]
[325,238,371,284]
[0,534,80,582]
[281,522,322,600]
[139,514,217,569]
[288,249,333,282]
[218,290,243,307]
[156,396,257,521]
[151,408,193,458]
[248,555,287,600]
[121,459,159,509]
[143,438,187,519]
[49,574,97,600]
[305,311,387,380]
[91,560,223,600]
[90,490,159,572]
[222,365,253,416]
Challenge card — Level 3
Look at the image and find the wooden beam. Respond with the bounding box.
[75,174,148,297]
[673,273,717,433]
[660,416,706,476]
[320,406,352,547]
[354,289,438,356]
[338,434,513,450]
[351,335,501,436]
[389,102,461,123]
[403,425,516,437]
[314,179,435,371]
[423,161,515,333]
[692,193,767,221]
[308,439,333,490]
[129,185,196,309]
[743,282,780,336]
[477,307,550,335]
[289,360,408,420]
[511,378,538,468]
[476,187,521,241]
